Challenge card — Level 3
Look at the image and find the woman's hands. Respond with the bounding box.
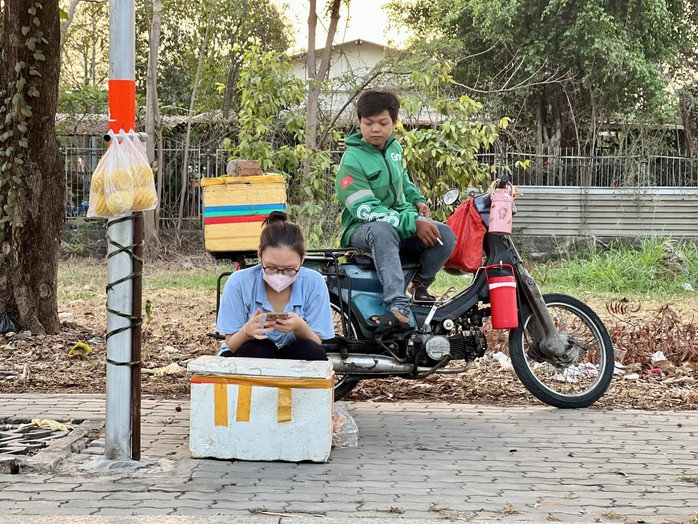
[242,310,310,338]
[272,312,306,335]
[274,312,321,344]
[242,308,275,340]
[238,309,320,345]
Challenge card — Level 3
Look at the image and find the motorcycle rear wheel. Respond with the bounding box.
[509,293,614,408]
[330,300,362,401]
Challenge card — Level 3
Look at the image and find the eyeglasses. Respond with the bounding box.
[261,264,300,277]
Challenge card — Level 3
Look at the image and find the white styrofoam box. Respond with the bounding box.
[187,355,334,462]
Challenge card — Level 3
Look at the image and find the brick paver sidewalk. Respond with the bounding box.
[0,394,696,523]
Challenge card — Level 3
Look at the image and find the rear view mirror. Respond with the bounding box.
[442,188,460,206]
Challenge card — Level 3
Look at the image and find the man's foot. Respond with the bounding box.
[369,309,410,329]
[411,283,436,303]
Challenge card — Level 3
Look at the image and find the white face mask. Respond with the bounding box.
[262,271,298,293]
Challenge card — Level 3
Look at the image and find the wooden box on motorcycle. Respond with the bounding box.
[200,174,286,253]
[188,355,334,462]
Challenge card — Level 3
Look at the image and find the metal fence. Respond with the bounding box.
[63,142,229,227]
[486,149,697,188]
[63,141,697,228]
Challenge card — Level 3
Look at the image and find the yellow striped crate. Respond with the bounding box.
[200,174,286,253]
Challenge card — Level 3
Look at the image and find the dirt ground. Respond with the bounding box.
[1,255,696,410]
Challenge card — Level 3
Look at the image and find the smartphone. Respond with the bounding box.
[265,312,289,321]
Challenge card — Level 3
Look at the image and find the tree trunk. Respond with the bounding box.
[535,92,544,185]
[60,0,80,49]
[177,11,213,232]
[220,0,249,120]
[144,0,162,249]
[679,89,697,159]
[302,0,342,182]
[0,0,65,334]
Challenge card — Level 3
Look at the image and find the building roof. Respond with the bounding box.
[56,111,237,136]
[291,38,395,60]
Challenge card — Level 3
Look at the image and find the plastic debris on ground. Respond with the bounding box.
[332,401,358,448]
[651,350,668,363]
[491,351,513,370]
[142,362,184,376]
[0,313,19,334]
[68,341,93,357]
[17,419,74,432]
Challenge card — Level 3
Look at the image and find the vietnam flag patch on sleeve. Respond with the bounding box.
[340,175,354,189]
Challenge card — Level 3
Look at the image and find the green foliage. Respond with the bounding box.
[0,1,46,262]
[394,63,509,222]
[58,84,107,114]
[535,238,698,295]
[388,0,698,146]
[59,0,109,93]
[134,0,291,115]
[291,150,343,248]
[219,45,345,244]
[226,45,307,173]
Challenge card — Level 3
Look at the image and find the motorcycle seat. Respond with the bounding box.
[347,250,422,271]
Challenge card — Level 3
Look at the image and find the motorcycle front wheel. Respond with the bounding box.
[509,293,615,408]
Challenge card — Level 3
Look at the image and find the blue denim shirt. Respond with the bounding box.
[216,264,334,349]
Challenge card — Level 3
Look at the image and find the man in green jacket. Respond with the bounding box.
[335,90,456,329]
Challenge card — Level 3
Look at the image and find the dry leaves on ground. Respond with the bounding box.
[0,257,696,410]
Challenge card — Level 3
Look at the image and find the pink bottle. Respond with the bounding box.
[489,185,514,234]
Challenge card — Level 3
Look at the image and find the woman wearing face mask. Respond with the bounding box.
[216,211,333,360]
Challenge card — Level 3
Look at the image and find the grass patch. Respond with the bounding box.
[534,238,698,296]
[143,270,225,291]
[433,238,698,299]
[57,237,698,302]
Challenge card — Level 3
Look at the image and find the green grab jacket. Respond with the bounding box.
[335,132,427,247]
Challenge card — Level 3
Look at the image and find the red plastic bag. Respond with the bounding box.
[444,199,486,273]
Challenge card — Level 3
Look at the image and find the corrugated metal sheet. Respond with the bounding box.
[514,186,698,237]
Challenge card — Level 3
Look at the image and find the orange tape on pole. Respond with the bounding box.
[108,79,136,132]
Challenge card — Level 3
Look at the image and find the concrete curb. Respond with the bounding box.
[25,419,104,473]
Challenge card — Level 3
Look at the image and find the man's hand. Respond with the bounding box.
[416,201,431,217]
[416,219,441,247]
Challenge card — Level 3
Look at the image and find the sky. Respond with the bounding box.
[271,0,410,52]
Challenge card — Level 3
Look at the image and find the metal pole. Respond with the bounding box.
[105,0,136,461]
[131,213,143,461]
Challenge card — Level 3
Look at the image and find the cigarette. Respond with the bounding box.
[436,237,444,246]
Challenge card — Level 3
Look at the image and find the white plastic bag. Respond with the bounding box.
[120,131,158,212]
[86,148,111,218]
[102,130,134,215]
[332,401,358,448]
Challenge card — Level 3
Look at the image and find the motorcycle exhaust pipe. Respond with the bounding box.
[327,354,474,376]
[327,353,414,374]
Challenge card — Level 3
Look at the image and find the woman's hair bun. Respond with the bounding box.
[263,210,288,226]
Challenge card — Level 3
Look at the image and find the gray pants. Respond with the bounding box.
[349,221,456,317]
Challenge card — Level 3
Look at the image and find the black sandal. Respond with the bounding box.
[369,310,410,330]
[411,284,436,303]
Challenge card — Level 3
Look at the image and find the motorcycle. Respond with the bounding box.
[213,178,615,409]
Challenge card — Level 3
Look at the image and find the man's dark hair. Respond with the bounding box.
[357,90,400,122]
